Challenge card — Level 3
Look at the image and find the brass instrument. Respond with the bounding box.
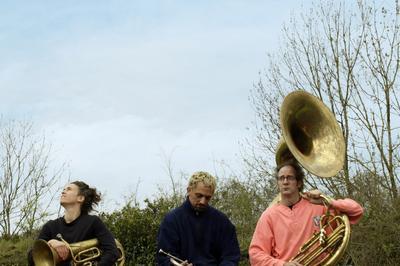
[276,90,349,266]
[159,249,188,266]
[32,234,125,266]
[276,90,345,177]
[290,195,351,265]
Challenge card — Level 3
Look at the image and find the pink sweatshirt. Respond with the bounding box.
[248,198,363,266]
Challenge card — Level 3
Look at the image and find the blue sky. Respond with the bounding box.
[0,1,311,211]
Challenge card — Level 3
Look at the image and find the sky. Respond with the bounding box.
[0,1,311,211]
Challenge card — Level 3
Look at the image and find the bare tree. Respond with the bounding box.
[247,0,399,200]
[0,120,63,238]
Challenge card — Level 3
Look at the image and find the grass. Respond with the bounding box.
[0,237,34,265]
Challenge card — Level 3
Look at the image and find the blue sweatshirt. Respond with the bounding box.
[156,198,240,265]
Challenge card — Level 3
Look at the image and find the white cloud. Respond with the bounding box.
[45,113,246,210]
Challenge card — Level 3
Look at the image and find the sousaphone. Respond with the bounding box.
[275,90,349,266]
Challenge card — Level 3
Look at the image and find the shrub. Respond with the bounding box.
[102,197,177,265]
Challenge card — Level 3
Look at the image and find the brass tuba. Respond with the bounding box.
[276,90,349,266]
[32,235,125,266]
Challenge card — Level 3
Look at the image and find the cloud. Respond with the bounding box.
[45,113,246,209]
[0,1,312,212]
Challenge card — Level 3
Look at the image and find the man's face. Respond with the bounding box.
[277,165,301,196]
[187,182,214,212]
[60,183,84,206]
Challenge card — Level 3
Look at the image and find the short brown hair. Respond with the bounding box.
[275,160,305,192]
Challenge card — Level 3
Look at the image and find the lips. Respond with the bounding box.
[196,205,206,211]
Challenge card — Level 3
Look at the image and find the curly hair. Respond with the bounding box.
[275,160,305,192]
[71,181,101,214]
[188,171,216,192]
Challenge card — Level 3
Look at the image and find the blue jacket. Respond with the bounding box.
[156,198,240,265]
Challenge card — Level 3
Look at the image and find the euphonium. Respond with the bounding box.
[276,90,349,266]
[32,234,125,266]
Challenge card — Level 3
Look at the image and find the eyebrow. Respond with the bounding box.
[195,193,211,198]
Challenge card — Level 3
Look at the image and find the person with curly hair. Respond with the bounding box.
[28,181,119,266]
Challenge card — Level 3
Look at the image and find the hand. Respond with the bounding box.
[283,261,303,266]
[48,239,70,261]
[302,189,324,205]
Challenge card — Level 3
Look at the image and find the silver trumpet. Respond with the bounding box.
[159,249,189,266]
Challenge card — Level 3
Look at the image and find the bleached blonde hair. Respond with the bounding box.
[188,171,216,192]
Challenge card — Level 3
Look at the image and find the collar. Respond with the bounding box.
[183,197,209,216]
[62,213,84,225]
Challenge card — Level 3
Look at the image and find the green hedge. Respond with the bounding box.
[102,197,178,265]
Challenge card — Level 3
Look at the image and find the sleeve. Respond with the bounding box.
[218,220,241,266]
[330,198,364,224]
[248,211,286,266]
[156,214,181,266]
[93,217,120,266]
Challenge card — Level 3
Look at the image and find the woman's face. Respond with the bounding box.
[60,183,84,206]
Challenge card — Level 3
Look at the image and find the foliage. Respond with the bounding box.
[212,177,273,254]
[349,171,400,264]
[101,197,179,265]
[0,236,34,265]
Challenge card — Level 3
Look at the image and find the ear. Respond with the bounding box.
[77,195,85,203]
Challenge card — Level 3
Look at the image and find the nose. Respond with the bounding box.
[199,197,208,205]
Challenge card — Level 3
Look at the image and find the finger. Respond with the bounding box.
[60,247,69,260]
[301,192,308,197]
[55,247,65,260]
[308,192,321,198]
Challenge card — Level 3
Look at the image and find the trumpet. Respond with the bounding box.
[159,249,190,266]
